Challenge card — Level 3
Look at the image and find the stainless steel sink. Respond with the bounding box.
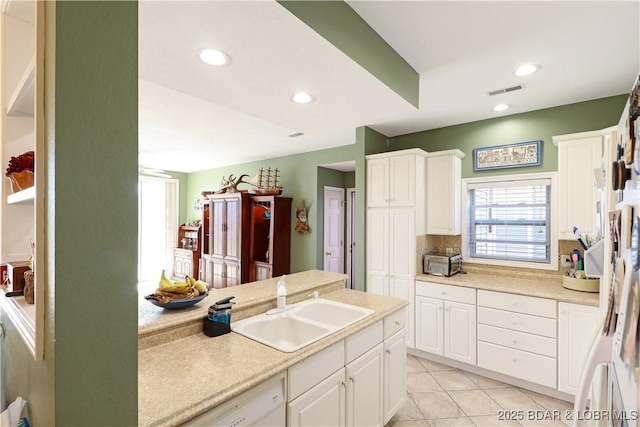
[231,298,374,352]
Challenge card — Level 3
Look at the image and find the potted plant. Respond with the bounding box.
[5,151,34,193]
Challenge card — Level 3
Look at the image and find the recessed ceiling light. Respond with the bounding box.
[492,104,511,112]
[290,92,315,104]
[196,49,231,66]
[514,64,540,77]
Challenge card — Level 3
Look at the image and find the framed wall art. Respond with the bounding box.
[473,140,542,171]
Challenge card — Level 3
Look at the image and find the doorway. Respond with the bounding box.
[138,176,179,291]
[346,188,356,289]
[323,186,344,274]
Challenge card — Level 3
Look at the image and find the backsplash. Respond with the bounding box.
[416,234,584,283]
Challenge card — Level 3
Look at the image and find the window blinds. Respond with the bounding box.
[467,178,551,263]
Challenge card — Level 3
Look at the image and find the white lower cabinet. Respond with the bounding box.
[477,290,557,389]
[383,329,406,424]
[346,344,384,427]
[415,281,476,365]
[558,302,599,395]
[287,310,407,427]
[288,368,346,427]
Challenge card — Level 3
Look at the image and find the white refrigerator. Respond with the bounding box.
[576,74,640,427]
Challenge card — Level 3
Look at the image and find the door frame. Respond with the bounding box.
[323,186,344,274]
[346,187,356,289]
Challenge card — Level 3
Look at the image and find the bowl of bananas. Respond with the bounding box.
[145,270,210,309]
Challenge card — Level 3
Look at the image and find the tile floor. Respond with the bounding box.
[386,354,575,427]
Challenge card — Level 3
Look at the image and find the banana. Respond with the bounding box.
[159,270,194,294]
[153,288,196,304]
[185,275,196,286]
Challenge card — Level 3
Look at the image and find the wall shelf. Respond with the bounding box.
[6,55,35,117]
[7,186,35,204]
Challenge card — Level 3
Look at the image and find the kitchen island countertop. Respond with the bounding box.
[416,272,600,306]
[138,275,407,427]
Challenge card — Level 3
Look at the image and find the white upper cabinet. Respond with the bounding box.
[426,150,464,235]
[554,131,603,240]
[366,149,425,209]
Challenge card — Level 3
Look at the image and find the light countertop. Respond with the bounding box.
[139,270,349,350]
[415,272,600,306]
[138,287,408,427]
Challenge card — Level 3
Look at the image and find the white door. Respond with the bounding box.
[444,301,477,365]
[324,186,344,273]
[138,177,178,289]
[415,296,444,355]
[346,344,384,427]
[383,331,406,424]
[288,368,346,427]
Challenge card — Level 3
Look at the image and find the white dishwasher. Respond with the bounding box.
[181,372,286,427]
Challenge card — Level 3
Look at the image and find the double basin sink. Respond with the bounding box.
[231,298,374,352]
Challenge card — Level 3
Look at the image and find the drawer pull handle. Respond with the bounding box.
[386,349,391,354]
[349,376,354,383]
[512,339,517,344]
[394,320,400,326]
[441,291,446,295]
[512,321,517,326]
[511,357,517,362]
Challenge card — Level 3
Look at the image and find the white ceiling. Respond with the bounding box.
[139,1,640,173]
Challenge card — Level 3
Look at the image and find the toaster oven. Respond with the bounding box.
[423,254,462,277]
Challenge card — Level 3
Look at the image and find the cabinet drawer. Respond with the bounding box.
[478,290,556,319]
[478,307,557,338]
[288,340,345,401]
[345,320,383,364]
[478,341,556,388]
[478,324,556,358]
[416,281,476,304]
[384,308,406,340]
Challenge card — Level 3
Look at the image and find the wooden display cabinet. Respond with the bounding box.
[249,196,292,282]
[203,192,252,289]
[172,223,202,280]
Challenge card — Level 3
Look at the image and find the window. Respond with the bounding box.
[464,174,557,270]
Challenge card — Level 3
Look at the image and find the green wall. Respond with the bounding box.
[277,1,419,108]
[54,2,139,425]
[391,95,627,178]
[188,145,355,274]
[4,2,139,425]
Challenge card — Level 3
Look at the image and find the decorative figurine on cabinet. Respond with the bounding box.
[295,200,309,234]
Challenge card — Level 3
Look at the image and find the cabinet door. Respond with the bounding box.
[557,135,603,240]
[288,368,346,427]
[252,262,272,282]
[389,155,415,207]
[389,208,415,278]
[225,197,241,262]
[415,296,444,355]
[558,302,599,395]
[427,155,460,235]
[366,209,389,296]
[444,301,476,365]
[225,262,241,287]
[210,199,226,258]
[367,158,389,208]
[383,330,406,424]
[174,256,184,278]
[183,258,193,278]
[346,344,384,427]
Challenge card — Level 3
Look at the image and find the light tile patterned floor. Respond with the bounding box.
[386,355,574,427]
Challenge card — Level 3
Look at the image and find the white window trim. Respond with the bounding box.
[461,171,559,271]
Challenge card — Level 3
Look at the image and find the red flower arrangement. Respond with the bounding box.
[5,151,34,177]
